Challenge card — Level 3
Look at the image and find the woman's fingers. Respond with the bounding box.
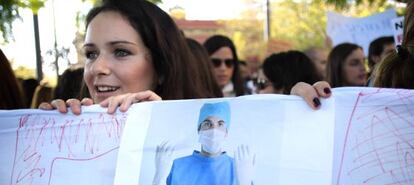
[99,95,127,113]
[38,102,54,110]
[313,81,332,98]
[39,98,93,115]
[80,98,94,106]
[291,82,320,110]
[66,99,82,115]
[119,91,162,111]
[106,96,122,114]
[135,90,162,102]
[100,91,162,114]
[51,99,68,113]
[119,94,137,112]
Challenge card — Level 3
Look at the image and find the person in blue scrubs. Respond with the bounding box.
[167,101,236,185]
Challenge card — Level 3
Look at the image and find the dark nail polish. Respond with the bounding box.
[313,97,321,108]
[324,88,331,94]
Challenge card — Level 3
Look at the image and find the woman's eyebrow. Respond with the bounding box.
[108,40,137,46]
[82,43,95,48]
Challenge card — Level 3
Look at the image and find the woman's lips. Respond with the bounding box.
[95,85,120,92]
[93,85,121,101]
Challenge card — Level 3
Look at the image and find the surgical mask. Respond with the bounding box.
[198,129,226,154]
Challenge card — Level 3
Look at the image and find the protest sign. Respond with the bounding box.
[0,88,413,185]
[327,9,397,54]
[391,17,404,45]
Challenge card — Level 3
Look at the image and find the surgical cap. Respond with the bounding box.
[197,101,231,129]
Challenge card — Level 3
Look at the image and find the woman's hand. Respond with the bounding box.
[38,98,94,115]
[290,81,332,110]
[99,90,162,114]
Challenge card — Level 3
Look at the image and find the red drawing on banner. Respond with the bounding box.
[336,89,414,185]
[10,113,127,185]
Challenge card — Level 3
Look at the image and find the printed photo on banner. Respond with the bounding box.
[116,96,335,185]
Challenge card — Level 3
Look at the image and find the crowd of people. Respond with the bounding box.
[0,0,412,111]
[0,0,413,184]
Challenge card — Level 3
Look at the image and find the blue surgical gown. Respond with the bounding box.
[166,150,236,185]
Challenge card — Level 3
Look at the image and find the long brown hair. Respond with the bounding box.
[373,48,414,88]
[326,43,362,87]
[0,49,25,109]
[402,1,414,48]
[186,38,223,98]
[85,0,210,100]
[373,2,414,88]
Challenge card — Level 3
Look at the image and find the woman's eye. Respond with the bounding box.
[351,60,361,66]
[114,49,131,57]
[85,51,98,60]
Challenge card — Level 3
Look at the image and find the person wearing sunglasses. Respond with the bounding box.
[255,51,322,95]
[204,35,248,97]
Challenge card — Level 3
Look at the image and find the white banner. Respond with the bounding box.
[0,87,413,185]
[327,9,397,55]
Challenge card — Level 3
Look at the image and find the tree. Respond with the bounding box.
[269,0,328,51]
[0,0,45,43]
[0,0,163,43]
[325,0,406,9]
[218,0,267,60]
[325,0,386,9]
[219,0,400,60]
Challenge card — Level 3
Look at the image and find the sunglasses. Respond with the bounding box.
[253,78,272,90]
[211,58,234,68]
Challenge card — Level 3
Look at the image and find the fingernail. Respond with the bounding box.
[324,88,331,94]
[313,97,321,108]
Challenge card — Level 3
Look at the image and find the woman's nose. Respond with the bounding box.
[90,55,111,75]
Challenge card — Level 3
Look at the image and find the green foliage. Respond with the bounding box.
[82,0,163,5]
[270,0,328,51]
[21,0,46,13]
[325,0,388,10]
[0,0,21,43]
[0,0,46,43]
[219,0,401,60]
[148,0,163,4]
[218,4,267,61]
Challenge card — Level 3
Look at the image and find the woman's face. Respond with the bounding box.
[83,11,156,103]
[210,47,235,88]
[342,48,367,86]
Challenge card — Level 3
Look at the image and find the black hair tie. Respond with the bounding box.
[396,45,410,59]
